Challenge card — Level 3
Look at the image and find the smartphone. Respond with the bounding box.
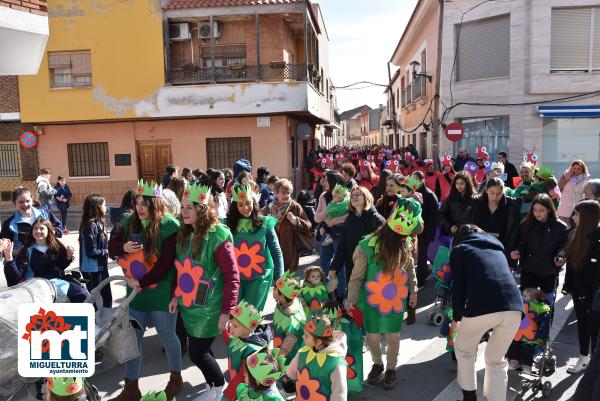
[499,173,508,181]
[195,282,211,306]
[129,233,143,243]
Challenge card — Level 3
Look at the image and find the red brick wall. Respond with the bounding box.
[0,0,48,16]
[0,121,39,181]
[0,76,20,113]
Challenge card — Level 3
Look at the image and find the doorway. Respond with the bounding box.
[137,141,172,183]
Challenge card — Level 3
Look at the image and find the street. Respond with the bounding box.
[1,230,585,401]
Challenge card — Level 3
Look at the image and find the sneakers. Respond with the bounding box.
[567,355,590,374]
[192,385,224,401]
[367,363,384,385]
[508,359,520,370]
[383,369,396,390]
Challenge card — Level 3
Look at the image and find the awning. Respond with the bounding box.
[538,105,600,118]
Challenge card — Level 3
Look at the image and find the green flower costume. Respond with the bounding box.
[232,216,279,311]
[340,316,363,393]
[236,383,284,401]
[119,213,180,312]
[295,346,347,401]
[174,223,233,338]
[273,299,305,364]
[300,282,329,313]
[325,198,350,220]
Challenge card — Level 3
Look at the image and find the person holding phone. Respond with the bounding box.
[169,183,240,401]
[107,180,182,401]
[511,194,569,298]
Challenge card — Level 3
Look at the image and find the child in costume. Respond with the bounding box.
[227,184,284,312]
[140,391,175,401]
[300,266,329,313]
[347,197,420,390]
[399,176,424,205]
[47,377,90,401]
[507,288,551,374]
[222,300,272,401]
[285,309,348,401]
[320,184,349,247]
[237,348,287,401]
[272,271,306,364]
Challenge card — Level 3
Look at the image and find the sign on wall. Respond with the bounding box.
[19,131,38,149]
[256,117,271,128]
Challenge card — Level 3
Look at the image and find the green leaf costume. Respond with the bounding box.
[272,298,306,364]
[325,198,350,220]
[300,282,329,314]
[295,346,346,401]
[340,317,363,393]
[235,383,285,401]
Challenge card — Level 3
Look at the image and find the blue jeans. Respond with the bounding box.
[125,308,182,379]
[319,226,346,298]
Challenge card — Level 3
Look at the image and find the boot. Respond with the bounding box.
[164,371,183,399]
[383,369,396,390]
[367,363,384,385]
[109,379,141,401]
[406,305,416,325]
[460,389,477,401]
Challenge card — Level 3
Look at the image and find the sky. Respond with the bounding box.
[316,0,419,113]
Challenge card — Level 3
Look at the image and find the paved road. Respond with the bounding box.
[2,231,586,401]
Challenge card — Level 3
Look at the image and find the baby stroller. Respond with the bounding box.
[428,245,452,326]
[514,286,558,399]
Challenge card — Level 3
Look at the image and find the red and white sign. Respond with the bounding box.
[19,131,38,149]
[445,122,464,142]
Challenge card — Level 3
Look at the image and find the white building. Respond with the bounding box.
[439,0,600,176]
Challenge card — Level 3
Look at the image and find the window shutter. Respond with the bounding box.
[70,52,92,75]
[551,8,591,71]
[593,8,600,70]
[457,14,510,81]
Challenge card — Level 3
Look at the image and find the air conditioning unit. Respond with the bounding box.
[169,23,191,40]
[198,22,221,39]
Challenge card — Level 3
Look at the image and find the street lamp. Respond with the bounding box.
[409,60,432,82]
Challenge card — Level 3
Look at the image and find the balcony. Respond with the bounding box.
[401,76,428,110]
[168,63,320,88]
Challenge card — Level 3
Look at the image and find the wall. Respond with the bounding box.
[0,76,20,112]
[0,0,47,15]
[37,115,291,203]
[18,0,165,123]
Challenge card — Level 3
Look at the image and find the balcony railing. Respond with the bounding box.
[401,76,428,109]
[168,63,321,88]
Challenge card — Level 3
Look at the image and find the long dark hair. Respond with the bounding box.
[226,198,264,233]
[378,174,404,218]
[119,189,135,210]
[447,171,475,203]
[372,224,411,276]
[129,195,167,263]
[479,176,505,204]
[566,200,600,271]
[177,199,219,260]
[208,169,224,195]
[23,217,66,254]
[167,176,186,201]
[373,169,392,199]
[524,194,557,226]
[79,194,107,239]
[324,170,344,204]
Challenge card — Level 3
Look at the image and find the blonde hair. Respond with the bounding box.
[348,186,374,213]
[274,178,293,193]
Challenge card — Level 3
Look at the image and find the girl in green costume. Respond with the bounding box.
[168,183,240,401]
[108,180,182,401]
[237,348,287,401]
[347,196,421,391]
[300,266,329,313]
[272,271,306,364]
[226,184,284,311]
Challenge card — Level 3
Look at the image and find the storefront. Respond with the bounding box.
[452,116,510,158]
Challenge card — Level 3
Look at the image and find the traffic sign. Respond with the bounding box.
[445,122,464,142]
[20,131,38,149]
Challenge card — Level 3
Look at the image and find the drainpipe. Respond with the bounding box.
[432,0,445,161]
[387,61,399,148]
[256,13,261,81]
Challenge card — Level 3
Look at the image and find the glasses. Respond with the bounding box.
[351,192,364,198]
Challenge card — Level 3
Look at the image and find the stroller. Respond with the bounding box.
[428,245,452,326]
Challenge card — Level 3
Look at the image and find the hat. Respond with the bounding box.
[384,159,400,169]
[47,377,84,397]
[332,183,349,199]
[182,183,211,205]
[246,348,287,387]
[358,159,371,172]
[231,184,253,204]
[140,391,175,401]
[233,159,252,177]
[305,307,340,337]
[476,146,489,160]
[387,197,422,236]
[491,162,505,173]
[231,300,262,331]
[439,154,454,167]
[401,176,422,193]
[424,159,434,167]
[275,271,301,300]
[535,165,553,181]
[136,179,163,198]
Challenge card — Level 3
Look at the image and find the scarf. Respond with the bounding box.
[271,200,291,220]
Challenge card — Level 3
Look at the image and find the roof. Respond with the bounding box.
[368,108,382,132]
[164,0,305,10]
[339,104,371,121]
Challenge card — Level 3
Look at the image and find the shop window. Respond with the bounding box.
[67,142,110,177]
[48,51,92,88]
[0,144,20,177]
[542,118,600,164]
[206,137,251,170]
[454,116,509,157]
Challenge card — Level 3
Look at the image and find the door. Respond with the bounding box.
[137,141,172,183]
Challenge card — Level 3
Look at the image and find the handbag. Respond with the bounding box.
[275,202,314,252]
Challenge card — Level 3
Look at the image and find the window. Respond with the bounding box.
[48,51,92,88]
[543,118,600,164]
[0,144,20,177]
[201,45,246,68]
[67,142,110,177]
[206,137,251,170]
[454,116,509,157]
[456,14,510,81]
[551,7,600,72]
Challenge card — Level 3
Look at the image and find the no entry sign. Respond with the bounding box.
[445,122,464,142]
[20,131,38,149]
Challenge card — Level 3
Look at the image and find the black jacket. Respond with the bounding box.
[467,194,522,262]
[517,218,569,277]
[440,195,475,235]
[331,206,386,280]
[4,245,72,286]
[565,227,600,299]
[417,184,439,241]
[451,232,523,321]
[504,162,519,189]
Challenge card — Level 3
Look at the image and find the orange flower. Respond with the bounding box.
[296,368,327,401]
[66,382,80,395]
[308,299,321,310]
[435,264,452,284]
[514,303,538,342]
[117,252,158,290]
[305,320,317,333]
[234,241,266,280]
[174,257,207,307]
[273,335,283,348]
[345,354,357,379]
[365,270,408,315]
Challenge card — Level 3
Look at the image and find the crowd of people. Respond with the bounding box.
[0,143,599,401]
